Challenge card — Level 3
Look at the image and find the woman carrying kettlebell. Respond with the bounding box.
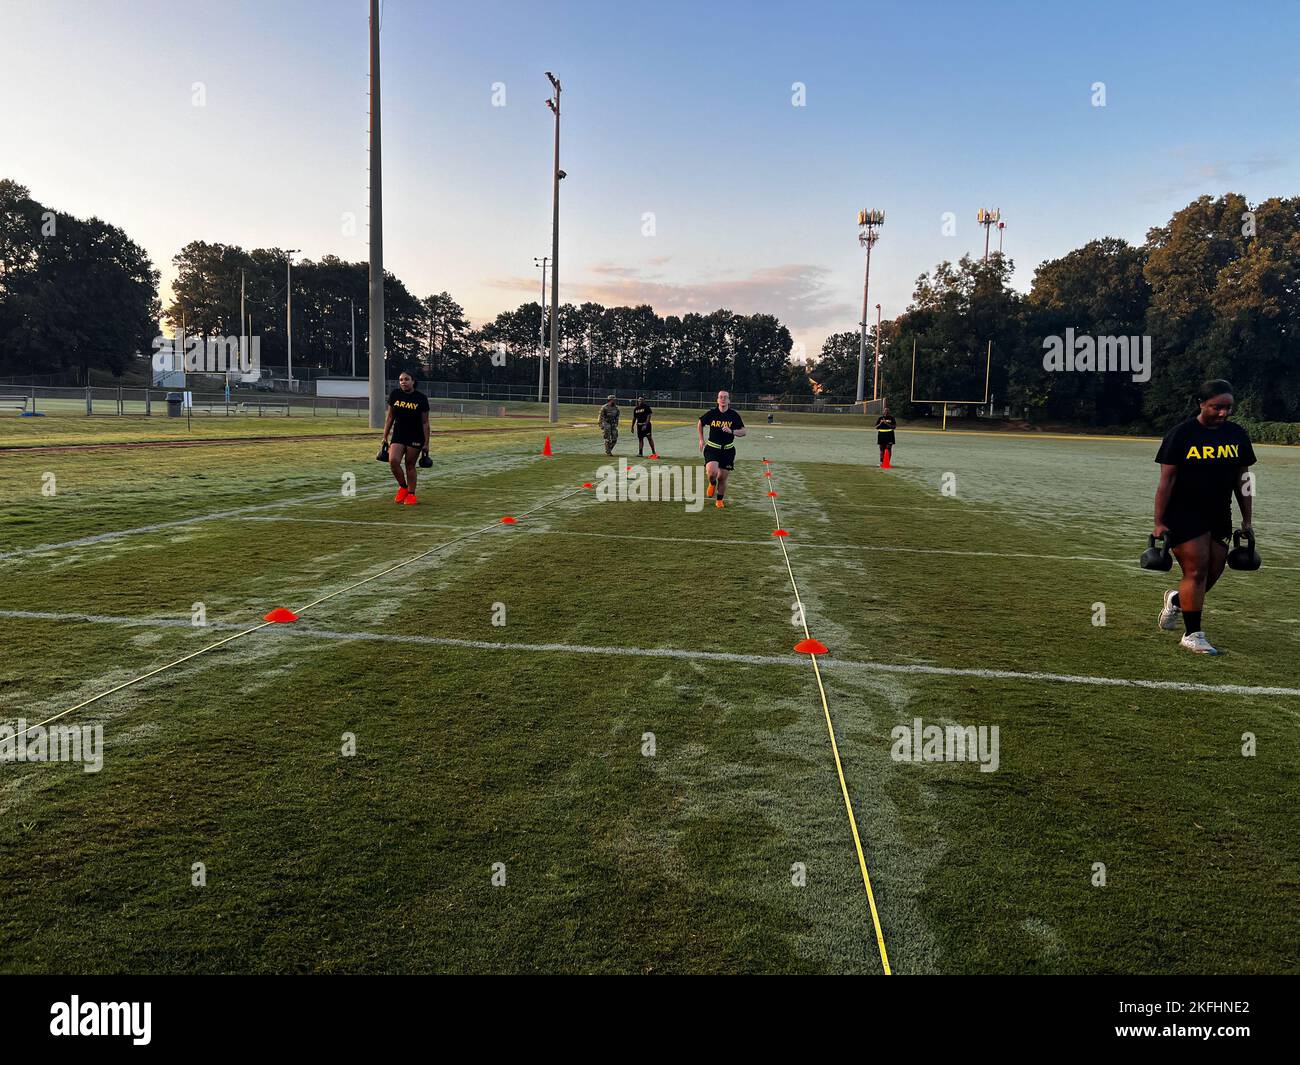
[1152,379,1257,655]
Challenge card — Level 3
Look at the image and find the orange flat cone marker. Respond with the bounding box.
[773,529,790,537]
[542,436,552,456]
[795,638,828,655]
[767,490,778,497]
[764,471,772,477]
[583,482,594,488]
[650,453,659,459]
[264,607,298,623]
[501,516,517,524]
[882,447,891,469]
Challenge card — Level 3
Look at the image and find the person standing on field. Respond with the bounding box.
[632,395,656,457]
[382,371,431,506]
[599,396,620,456]
[1153,379,1257,655]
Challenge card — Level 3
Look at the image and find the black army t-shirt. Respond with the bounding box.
[700,407,744,447]
[875,415,897,436]
[1155,416,1256,516]
[388,388,429,443]
[633,403,653,428]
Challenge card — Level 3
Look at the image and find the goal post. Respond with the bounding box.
[908,339,993,429]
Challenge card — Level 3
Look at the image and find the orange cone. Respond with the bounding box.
[772,529,790,537]
[501,516,517,524]
[882,447,891,469]
[542,436,552,456]
[264,608,298,623]
[794,638,828,655]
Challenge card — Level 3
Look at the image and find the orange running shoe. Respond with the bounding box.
[403,493,418,506]
[395,487,409,503]
[715,499,725,508]
[706,481,715,497]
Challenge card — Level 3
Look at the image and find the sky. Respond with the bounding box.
[3,0,1299,362]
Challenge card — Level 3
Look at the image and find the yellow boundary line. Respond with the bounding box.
[12,484,585,741]
[765,468,892,974]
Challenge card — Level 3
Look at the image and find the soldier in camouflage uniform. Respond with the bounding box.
[599,396,620,455]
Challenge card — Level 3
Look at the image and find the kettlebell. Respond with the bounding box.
[1141,532,1172,571]
[376,443,389,462]
[1226,528,1260,571]
[418,450,433,469]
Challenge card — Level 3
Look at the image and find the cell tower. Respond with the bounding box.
[977,208,1001,263]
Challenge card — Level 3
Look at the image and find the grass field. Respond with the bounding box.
[1,410,1297,974]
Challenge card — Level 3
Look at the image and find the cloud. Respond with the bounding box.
[481,261,855,362]
[1138,150,1287,205]
[576,263,852,330]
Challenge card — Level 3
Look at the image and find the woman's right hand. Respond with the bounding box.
[1153,522,1170,539]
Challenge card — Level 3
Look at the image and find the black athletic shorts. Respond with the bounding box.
[1164,505,1232,548]
[636,424,652,438]
[703,444,735,470]
[877,433,895,448]
[389,435,425,452]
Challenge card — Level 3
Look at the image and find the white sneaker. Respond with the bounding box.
[1158,590,1182,631]
[1180,631,1218,655]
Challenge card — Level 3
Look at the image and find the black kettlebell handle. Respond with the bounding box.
[1233,528,1255,550]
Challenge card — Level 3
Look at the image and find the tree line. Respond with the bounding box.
[2,176,1297,428]
[817,194,1300,429]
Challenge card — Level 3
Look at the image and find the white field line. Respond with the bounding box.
[6,608,1298,698]
[0,470,569,562]
[231,513,1300,570]
[0,485,585,738]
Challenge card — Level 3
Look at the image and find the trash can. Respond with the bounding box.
[166,392,184,418]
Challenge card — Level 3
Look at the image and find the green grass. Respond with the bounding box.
[0,419,1297,973]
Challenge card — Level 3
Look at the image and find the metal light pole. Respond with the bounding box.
[855,209,884,404]
[285,249,299,391]
[873,302,882,402]
[534,255,549,403]
[545,72,563,424]
[997,219,1006,256]
[366,0,386,426]
[350,298,356,378]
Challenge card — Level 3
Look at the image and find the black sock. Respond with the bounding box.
[1184,610,1202,635]
[1170,592,1180,608]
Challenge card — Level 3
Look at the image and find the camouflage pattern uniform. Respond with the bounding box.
[599,400,620,455]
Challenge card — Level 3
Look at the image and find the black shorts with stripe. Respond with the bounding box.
[703,444,735,470]
[1164,505,1232,548]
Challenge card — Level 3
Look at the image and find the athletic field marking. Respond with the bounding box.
[765,473,892,975]
[4,485,586,740]
[0,481,395,561]
[227,514,1300,571]
[5,609,1299,698]
[0,471,568,563]
[240,515,465,530]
